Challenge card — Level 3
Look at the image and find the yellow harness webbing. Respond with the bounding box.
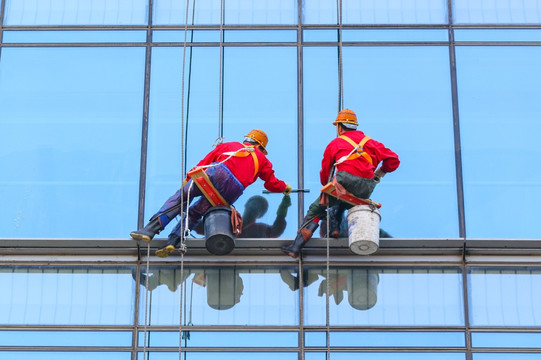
[336,135,373,165]
[221,145,259,178]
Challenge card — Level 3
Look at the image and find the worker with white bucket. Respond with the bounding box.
[282,109,400,258]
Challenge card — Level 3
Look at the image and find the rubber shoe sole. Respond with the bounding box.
[155,245,176,258]
[130,231,152,243]
[281,247,299,259]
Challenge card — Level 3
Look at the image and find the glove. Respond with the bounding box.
[373,168,386,183]
[283,183,292,195]
[277,195,292,217]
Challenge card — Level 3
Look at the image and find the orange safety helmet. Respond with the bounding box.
[333,109,358,128]
[244,129,268,154]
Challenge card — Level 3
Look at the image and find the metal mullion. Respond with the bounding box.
[0,42,147,47]
[0,0,4,63]
[447,0,466,241]
[132,1,154,356]
[297,0,305,228]
[1,25,149,30]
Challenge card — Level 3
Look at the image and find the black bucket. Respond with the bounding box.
[203,206,236,255]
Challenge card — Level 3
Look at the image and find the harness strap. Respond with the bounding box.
[320,182,382,208]
[335,135,373,165]
[187,168,229,207]
[221,145,259,178]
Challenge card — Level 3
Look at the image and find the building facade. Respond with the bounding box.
[1,0,541,359]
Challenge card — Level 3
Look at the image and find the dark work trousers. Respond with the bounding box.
[305,171,377,222]
[152,163,245,237]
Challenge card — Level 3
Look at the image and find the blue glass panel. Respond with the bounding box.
[302,0,337,24]
[224,30,297,43]
[222,47,298,238]
[302,47,339,219]
[303,267,464,326]
[224,0,297,25]
[0,330,131,346]
[453,0,541,24]
[342,0,448,25]
[314,46,455,238]
[474,355,541,360]
[153,30,220,43]
[306,354,327,360]
[147,46,243,238]
[306,331,465,347]
[331,353,465,360]
[138,353,298,360]
[342,29,449,42]
[0,266,135,325]
[472,332,541,348]
[4,0,147,25]
[0,47,144,238]
[331,331,464,347]
[455,29,541,42]
[468,267,541,327]
[138,331,297,347]
[2,30,147,43]
[0,352,130,360]
[455,46,541,238]
[138,267,298,326]
[303,30,338,42]
[153,0,221,25]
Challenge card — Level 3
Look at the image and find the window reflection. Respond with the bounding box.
[456,46,541,238]
[342,0,448,25]
[222,47,298,237]
[4,0,148,25]
[138,352,297,360]
[469,267,541,327]
[0,47,144,239]
[137,266,298,326]
[153,0,221,25]
[341,46,457,238]
[1,266,136,325]
[453,0,541,24]
[193,195,291,238]
[304,267,463,326]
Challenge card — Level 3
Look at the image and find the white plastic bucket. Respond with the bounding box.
[346,204,381,255]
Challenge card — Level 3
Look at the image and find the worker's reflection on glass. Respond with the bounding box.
[194,194,291,238]
[280,268,380,310]
[135,267,244,310]
[240,194,291,238]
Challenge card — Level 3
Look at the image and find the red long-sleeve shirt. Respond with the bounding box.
[189,141,287,193]
[320,130,400,185]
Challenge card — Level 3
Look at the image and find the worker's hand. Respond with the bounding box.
[277,195,292,217]
[283,184,293,195]
[182,178,188,186]
[373,168,386,183]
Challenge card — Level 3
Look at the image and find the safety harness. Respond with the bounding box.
[320,134,381,209]
[187,144,259,207]
[334,134,373,166]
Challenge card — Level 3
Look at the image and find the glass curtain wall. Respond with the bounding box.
[1,0,541,358]
[1,0,541,240]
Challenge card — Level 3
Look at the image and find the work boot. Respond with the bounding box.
[281,221,319,259]
[155,234,181,258]
[130,218,162,243]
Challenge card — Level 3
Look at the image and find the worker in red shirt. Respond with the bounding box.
[282,109,400,258]
[130,129,292,257]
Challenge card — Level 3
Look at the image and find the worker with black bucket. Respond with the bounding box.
[130,129,292,257]
[281,109,400,259]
